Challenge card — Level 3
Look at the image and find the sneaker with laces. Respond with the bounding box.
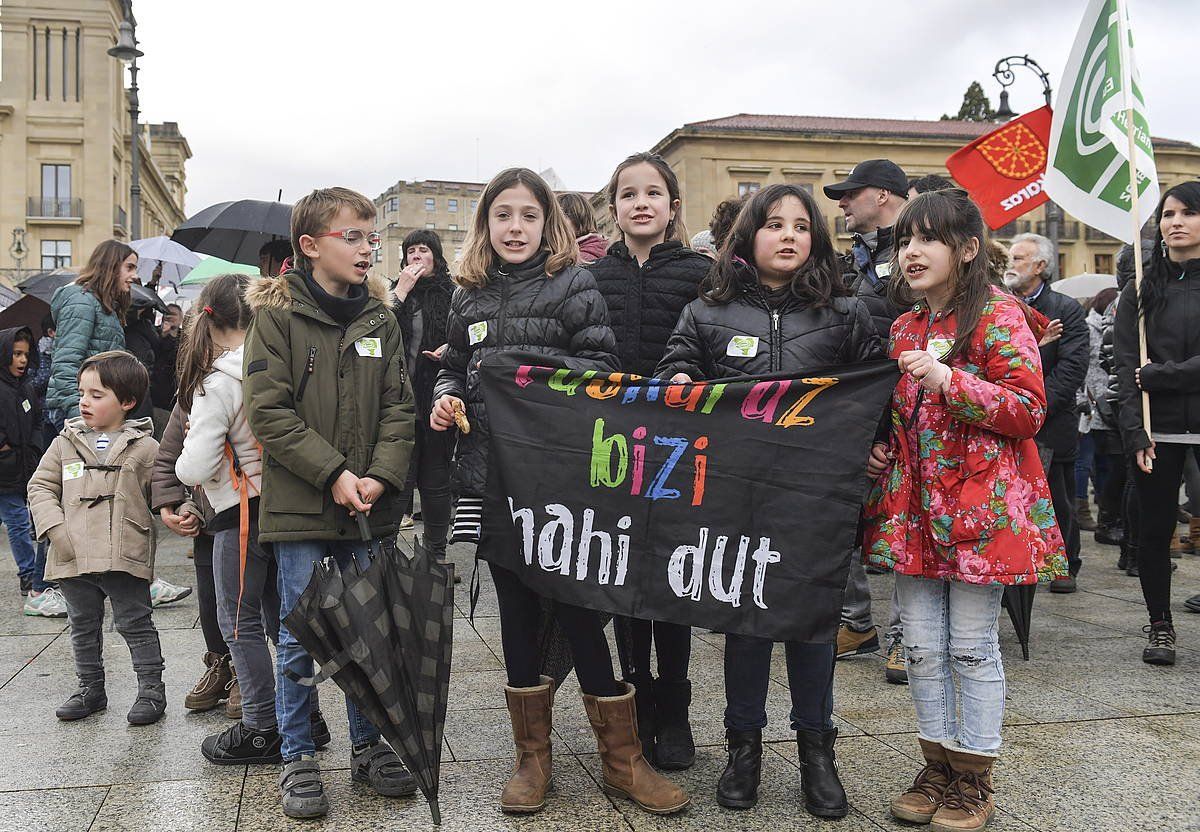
[149,577,193,607]
[24,587,68,617]
[835,624,878,659]
[885,633,908,685]
[1142,622,1176,666]
[202,721,283,765]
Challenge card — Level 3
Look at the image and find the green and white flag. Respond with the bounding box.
[1045,0,1158,244]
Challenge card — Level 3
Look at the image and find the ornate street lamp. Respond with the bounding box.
[107,2,144,240]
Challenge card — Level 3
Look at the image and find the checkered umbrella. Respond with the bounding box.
[284,517,455,825]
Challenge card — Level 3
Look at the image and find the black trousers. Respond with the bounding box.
[1098,453,1127,524]
[192,533,229,656]
[401,422,454,559]
[1134,444,1200,623]
[614,618,692,683]
[723,634,834,733]
[1040,448,1082,576]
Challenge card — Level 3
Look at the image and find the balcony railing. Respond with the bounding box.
[993,219,1034,239]
[27,196,82,220]
[1035,220,1080,240]
[1085,226,1117,242]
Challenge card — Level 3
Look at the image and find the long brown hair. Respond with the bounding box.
[605,152,686,243]
[176,273,253,412]
[887,188,992,362]
[76,240,136,322]
[456,168,577,288]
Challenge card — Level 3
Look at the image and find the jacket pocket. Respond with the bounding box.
[263,458,325,515]
[928,458,1001,546]
[119,516,151,564]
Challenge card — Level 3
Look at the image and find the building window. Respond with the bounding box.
[40,164,73,215]
[454,248,462,260]
[448,224,458,231]
[1057,253,1067,280]
[425,222,435,229]
[1094,253,1114,274]
[425,198,436,211]
[41,239,71,269]
[738,181,760,197]
[387,197,399,212]
[448,199,458,212]
[470,200,478,211]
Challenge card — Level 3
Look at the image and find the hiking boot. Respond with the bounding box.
[715,729,762,809]
[931,749,996,832]
[1142,622,1176,666]
[350,741,418,797]
[55,683,107,721]
[311,708,331,750]
[280,757,328,819]
[652,678,695,770]
[1185,594,1200,614]
[582,683,690,814]
[1094,523,1122,546]
[148,577,192,607]
[23,587,67,617]
[127,681,167,725]
[885,632,909,685]
[224,666,241,719]
[500,676,554,813]
[1049,575,1077,594]
[184,652,231,711]
[202,721,283,765]
[836,624,879,659]
[891,738,953,823]
[399,514,415,530]
[1076,498,1097,532]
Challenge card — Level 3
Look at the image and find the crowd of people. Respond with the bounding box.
[1,152,1196,828]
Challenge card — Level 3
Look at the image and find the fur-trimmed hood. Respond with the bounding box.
[246,269,391,313]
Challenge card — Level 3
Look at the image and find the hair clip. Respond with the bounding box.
[203,306,214,315]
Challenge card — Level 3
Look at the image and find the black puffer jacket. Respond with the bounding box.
[839,224,904,342]
[434,252,618,494]
[657,264,883,380]
[1115,258,1200,451]
[1028,284,1089,454]
[589,240,710,376]
[0,327,42,493]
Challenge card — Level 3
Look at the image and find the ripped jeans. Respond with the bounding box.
[895,574,1005,756]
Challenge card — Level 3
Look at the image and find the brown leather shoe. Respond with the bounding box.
[890,738,952,824]
[224,664,242,719]
[500,676,555,813]
[930,748,996,831]
[836,624,879,659]
[582,683,689,814]
[184,652,231,712]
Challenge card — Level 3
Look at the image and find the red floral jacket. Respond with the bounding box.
[863,289,1068,585]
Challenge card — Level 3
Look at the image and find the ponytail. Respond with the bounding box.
[176,273,253,412]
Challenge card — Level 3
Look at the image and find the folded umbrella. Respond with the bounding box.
[130,283,168,313]
[130,236,201,288]
[171,199,292,266]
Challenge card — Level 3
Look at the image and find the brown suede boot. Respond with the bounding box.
[890,738,952,824]
[184,652,231,712]
[930,748,996,832]
[582,683,689,814]
[224,664,242,719]
[500,676,555,813]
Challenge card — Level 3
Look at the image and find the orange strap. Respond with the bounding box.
[225,442,261,639]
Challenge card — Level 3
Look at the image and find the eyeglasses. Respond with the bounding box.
[312,228,382,251]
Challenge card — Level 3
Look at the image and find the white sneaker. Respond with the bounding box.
[149,577,193,607]
[399,515,415,530]
[24,587,68,618]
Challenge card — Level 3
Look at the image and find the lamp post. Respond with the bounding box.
[992,54,1063,272]
[107,2,143,240]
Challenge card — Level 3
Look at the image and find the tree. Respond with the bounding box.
[942,81,996,122]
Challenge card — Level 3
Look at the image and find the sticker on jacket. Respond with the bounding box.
[727,335,760,357]
[63,461,85,480]
[876,262,892,278]
[355,337,382,358]
[468,321,488,345]
[21,399,30,412]
[927,337,954,362]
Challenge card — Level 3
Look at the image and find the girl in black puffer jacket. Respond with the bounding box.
[431,168,689,816]
[589,153,713,772]
[659,184,882,818]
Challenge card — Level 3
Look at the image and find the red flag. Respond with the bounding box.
[946,106,1053,230]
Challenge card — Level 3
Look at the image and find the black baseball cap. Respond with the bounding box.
[823,159,909,199]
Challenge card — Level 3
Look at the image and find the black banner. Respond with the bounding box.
[479,355,899,644]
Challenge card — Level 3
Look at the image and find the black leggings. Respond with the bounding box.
[485,554,620,696]
[192,534,228,656]
[1098,453,1127,523]
[401,423,454,559]
[1044,457,1082,575]
[1134,444,1200,623]
[614,618,692,683]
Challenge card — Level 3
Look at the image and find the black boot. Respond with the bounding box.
[652,678,695,770]
[127,681,167,725]
[796,727,849,819]
[716,729,762,809]
[56,682,107,721]
[628,675,656,762]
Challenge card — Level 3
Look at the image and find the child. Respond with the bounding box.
[589,151,713,771]
[863,189,1067,831]
[28,350,166,725]
[658,184,881,818]
[431,167,688,815]
[556,191,609,263]
[243,187,416,820]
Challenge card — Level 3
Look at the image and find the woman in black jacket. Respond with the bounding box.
[0,327,42,596]
[1115,180,1200,666]
[588,152,713,771]
[659,184,882,818]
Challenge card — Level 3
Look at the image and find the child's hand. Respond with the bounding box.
[160,506,200,538]
[356,477,385,514]
[421,343,448,362]
[431,396,463,431]
[669,373,693,384]
[898,349,952,393]
[332,470,371,515]
[866,442,893,478]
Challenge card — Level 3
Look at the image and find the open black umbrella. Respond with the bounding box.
[1002,584,1036,660]
[18,269,75,303]
[170,199,292,266]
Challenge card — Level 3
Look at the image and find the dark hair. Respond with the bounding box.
[79,349,149,410]
[556,192,598,237]
[709,197,746,250]
[909,174,956,195]
[605,152,686,242]
[11,327,33,349]
[703,184,847,307]
[1142,180,1200,315]
[40,313,55,335]
[887,188,992,362]
[76,240,136,322]
[176,273,253,412]
[401,228,449,275]
[1091,286,1119,314]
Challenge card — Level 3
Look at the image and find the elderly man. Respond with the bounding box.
[1005,233,1089,591]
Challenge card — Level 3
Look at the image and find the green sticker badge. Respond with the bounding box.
[726,335,760,358]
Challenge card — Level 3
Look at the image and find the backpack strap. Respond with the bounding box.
[224,441,261,639]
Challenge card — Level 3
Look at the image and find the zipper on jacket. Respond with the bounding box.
[771,310,781,373]
[296,346,317,402]
[495,280,511,352]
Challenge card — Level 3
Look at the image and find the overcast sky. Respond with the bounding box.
[132,0,1199,215]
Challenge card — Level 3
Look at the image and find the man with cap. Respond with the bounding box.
[824,159,909,684]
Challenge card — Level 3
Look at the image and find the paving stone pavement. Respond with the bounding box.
[0,519,1197,831]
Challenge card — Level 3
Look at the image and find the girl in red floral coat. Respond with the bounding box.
[862,189,1067,832]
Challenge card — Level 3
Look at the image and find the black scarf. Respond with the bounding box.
[396,269,454,412]
[301,268,370,326]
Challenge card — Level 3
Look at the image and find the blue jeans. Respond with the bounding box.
[896,574,1005,756]
[1074,432,1109,501]
[0,494,37,581]
[275,539,382,761]
[723,633,834,733]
